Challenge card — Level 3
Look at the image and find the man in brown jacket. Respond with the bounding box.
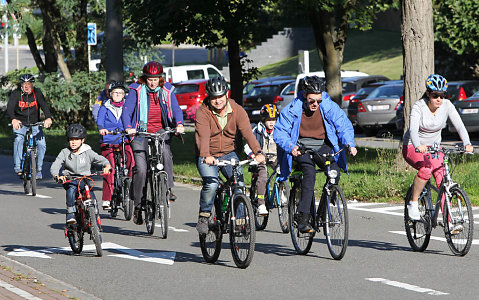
[195,77,265,234]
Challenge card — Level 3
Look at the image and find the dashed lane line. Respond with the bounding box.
[366,278,448,296]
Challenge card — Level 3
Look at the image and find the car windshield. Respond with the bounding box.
[366,85,403,99]
[250,85,281,97]
[174,84,199,94]
[355,86,378,96]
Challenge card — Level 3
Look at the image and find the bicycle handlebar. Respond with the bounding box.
[215,158,258,167]
[424,144,472,155]
[8,121,45,128]
[297,144,350,158]
[55,171,106,183]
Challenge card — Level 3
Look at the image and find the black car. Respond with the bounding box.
[244,79,295,122]
[243,76,295,102]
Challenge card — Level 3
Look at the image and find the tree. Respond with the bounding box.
[298,0,398,105]
[124,0,279,105]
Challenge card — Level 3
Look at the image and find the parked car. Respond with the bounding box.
[276,82,295,111]
[356,83,404,136]
[340,75,390,113]
[446,80,479,103]
[243,76,295,102]
[447,89,479,133]
[243,79,295,122]
[293,70,369,97]
[164,64,225,83]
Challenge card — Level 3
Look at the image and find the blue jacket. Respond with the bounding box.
[273,92,356,181]
[96,100,126,145]
[121,82,184,131]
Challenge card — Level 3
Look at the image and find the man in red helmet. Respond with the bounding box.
[122,61,184,225]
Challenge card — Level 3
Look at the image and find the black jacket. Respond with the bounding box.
[7,88,51,125]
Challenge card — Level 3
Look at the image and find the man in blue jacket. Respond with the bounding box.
[273,76,357,233]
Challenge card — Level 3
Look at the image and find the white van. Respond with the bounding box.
[294,70,369,97]
[164,64,226,83]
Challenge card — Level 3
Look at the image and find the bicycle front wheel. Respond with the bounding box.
[443,187,474,256]
[30,150,37,196]
[123,178,133,221]
[323,185,348,260]
[88,206,103,257]
[199,204,223,263]
[145,175,156,235]
[158,173,169,239]
[288,183,313,255]
[67,220,84,254]
[277,181,290,233]
[22,155,31,195]
[229,193,256,269]
[404,187,431,252]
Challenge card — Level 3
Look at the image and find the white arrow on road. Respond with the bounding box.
[8,242,176,265]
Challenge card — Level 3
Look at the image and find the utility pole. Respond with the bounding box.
[105,0,123,82]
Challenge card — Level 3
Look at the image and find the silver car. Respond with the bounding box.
[356,83,403,136]
[276,82,295,111]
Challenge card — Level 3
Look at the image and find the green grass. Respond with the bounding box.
[258,29,403,80]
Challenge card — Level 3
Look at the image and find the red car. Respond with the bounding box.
[173,79,209,121]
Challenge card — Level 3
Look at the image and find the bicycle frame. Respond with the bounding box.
[20,122,43,179]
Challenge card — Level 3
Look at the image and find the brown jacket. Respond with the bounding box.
[195,99,261,158]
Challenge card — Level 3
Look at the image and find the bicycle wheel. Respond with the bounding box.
[110,190,119,218]
[144,175,156,235]
[229,193,256,269]
[404,186,431,252]
[67,223,84,254]
[22,155,31,195]
[277,181,290,233]
[199,204,223,263]
[288,183,313,255]
[88,206,103,257]
[122,179,133,221]
[250,179,268,231]
[323,185,348,260]
[443,187,474,256]
[30,150,37,196]
[158,173,169,239]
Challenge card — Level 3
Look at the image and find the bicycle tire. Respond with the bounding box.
[249,179,268,231]
[404,186,431,252]
[229,193,256,269]
[67,223,84,254]
[158,173,169,239]
[23,155,31,195]
[145,175,156,235]
[443,187,474,256]
[123,179,133,221]
[30,150,37,196]
[88,206,103,257]
[277,181,290,233]
[199,204,223,263]
[110,189,119,218]
[288,183,313,255]
[323,185,349,260]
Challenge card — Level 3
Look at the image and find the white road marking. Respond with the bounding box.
[0,279,42,299]
[34,194,51,198]
[366,278,449,295]
[390,231,479,245]
[165,226,189,232]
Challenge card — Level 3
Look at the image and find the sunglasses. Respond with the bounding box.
[430,92,445,99]
[307,97,322,104]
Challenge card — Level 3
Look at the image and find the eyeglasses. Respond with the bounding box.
[430,92,445,99]
[307,97,321,104]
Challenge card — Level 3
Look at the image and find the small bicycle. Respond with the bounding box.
[288,146,349,260]
[106,130,134,221]
[199,158,257,269]
[59,172,104,257]
[404,144,474,256]
[248,153,290,232]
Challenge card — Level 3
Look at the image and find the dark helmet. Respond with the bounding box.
[142,61,164,77]
[260,104,279,121]
[66,124,87,139]
[426,74,448,92]
[205,76,229,97]
[301,76,324,94]
[20,74,35,83]
[108,81,129,93]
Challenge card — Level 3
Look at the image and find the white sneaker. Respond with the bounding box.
[407,201,420,220]
[102,201,111,210]
[448,222,464,235]
[257,204,268,216]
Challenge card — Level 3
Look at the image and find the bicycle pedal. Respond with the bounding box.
[437,221,444,228]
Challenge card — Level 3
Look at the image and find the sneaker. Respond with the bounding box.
[66,213,76,224]
[133,206,143,225]
[169,189,177,201]
[298,213,313,233]
[36,172,42,180]
[14,169,22,176]
[448,222,464,235]
[196,215,210,235]
[257,204,268,216]
[102,200,111,210]
[407,201,420,221]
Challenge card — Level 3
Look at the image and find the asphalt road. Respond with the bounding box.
[1,155,479,299]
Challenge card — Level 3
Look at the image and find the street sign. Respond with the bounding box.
[87,23,97,46]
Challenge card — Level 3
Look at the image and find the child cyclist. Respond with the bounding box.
[50,124,111,224]
[97,81,135,210]
[244,104,279,216]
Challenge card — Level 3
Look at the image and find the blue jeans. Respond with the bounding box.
[197,151,244,213]
[63,180,96,213]
[13,125,46,173]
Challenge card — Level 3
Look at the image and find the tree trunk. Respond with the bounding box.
[42,22,57,73]
[74,0,88,72]
[105,0,124,81]
[227,37,243,105]
[25,27,45,74]
[401,0,434,133]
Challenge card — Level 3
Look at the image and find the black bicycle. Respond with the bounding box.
[59,172,104,257]
[106,130,134,221]
[288,146,349,260]
[138,128,178,238]
[404,144,474,256]
[248,153,290,232]
[199,158,257,269]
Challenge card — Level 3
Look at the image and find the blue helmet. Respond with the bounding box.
[426,74,448,92]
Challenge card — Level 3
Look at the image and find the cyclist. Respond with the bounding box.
[403,74,473,220]
[244,103,279,216]
[273,76,357,233]
[122,61,184,225]
[92,80,115,122]
[97,81,135,210]
[195,76,265,234]
[50,124,111,224]
[7,74,52,179]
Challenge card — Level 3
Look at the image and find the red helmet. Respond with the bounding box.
[142,61,163,77]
